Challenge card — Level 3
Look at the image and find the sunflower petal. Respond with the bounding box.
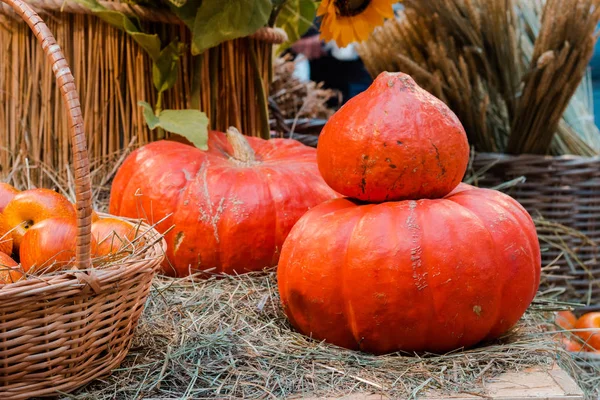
[318,0,395,47]
[317,0,332,17]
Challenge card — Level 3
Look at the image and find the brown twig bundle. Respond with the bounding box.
[507,0,600,154]
[356,0,600,156]
[269,54,340,122]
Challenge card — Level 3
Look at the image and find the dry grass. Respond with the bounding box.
[0,141,134,212]
[508,0,600,154]
[58,270,596,400]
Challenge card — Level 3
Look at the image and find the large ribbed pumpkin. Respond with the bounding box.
[277,183,541,355]
[109,128,338,277]
[317,72,470,202]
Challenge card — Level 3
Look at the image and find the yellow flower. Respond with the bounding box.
[317,0,396,48]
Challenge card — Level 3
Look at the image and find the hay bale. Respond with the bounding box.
[67,271,599,399]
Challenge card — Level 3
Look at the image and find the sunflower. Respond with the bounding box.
[317,0,396,48]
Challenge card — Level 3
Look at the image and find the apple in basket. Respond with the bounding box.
[19,217,98,274]
[3,188,76,252]
[0,182,19,213]
[92,217,137,257]
[0,213,13,256]
[0,251,23,284]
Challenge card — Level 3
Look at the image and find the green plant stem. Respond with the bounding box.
[191,54,203,110]
[249,40,270,140]
[155,91,165,139]
[269,3,284,27]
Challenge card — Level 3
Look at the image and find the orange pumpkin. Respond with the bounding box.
[277,183,541,354]
[561,337,583,352]
[109,128,338,277]
[317,72,470,202]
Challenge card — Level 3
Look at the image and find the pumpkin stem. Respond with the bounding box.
[226,127,257,163]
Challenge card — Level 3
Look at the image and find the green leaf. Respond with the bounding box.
[122,18,161,61]
[72,0,105,12]
[171,0,272,55]
[138,102,209,150]
[153,40,185,93]
[276,0,318,53]
[73,0,161,60]
[138,101,161,129]
[169,0,203,27]
[128,32,162,61]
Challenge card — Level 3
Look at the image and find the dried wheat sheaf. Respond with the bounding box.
[357,0,600,156]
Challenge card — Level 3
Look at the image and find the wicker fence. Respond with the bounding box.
[472,153,600,303]
[0,1,285,188]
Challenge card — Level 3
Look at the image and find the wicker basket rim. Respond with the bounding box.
[0,222,165,301]
[0,0,289,44]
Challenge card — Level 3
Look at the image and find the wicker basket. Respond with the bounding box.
[471,152,600,303]
[0,1,166,398]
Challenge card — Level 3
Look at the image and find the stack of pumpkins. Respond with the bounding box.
[277,72,542,354]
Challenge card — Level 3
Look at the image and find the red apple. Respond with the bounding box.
[0,252,23,284]
[3,188,76,252]
[92,218,137,257]
[575,312,600,351]
[19,217,97,274]
[0,214,13,256]
[0,182,19,213]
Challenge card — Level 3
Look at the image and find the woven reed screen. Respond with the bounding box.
[0,2,281,188]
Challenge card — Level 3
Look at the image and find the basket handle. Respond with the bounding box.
[2,0,93,271]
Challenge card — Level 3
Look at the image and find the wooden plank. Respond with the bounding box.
[294,364,584,400]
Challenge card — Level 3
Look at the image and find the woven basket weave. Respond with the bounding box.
[471,152,600,303]
[0,1,165,398]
